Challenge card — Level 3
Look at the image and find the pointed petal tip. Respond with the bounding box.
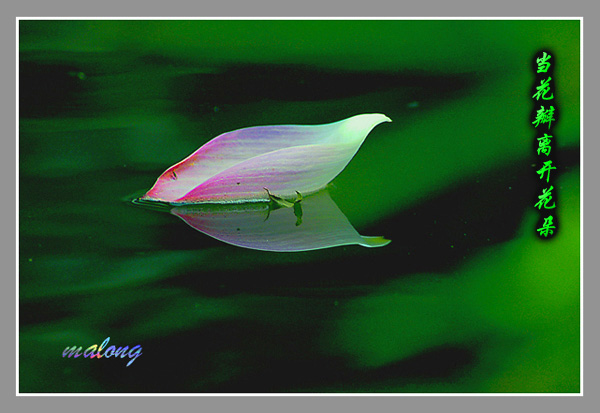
[360,236,392,248]
[376,113,392,123]
[354,113,392,124]
[370,113,392,122]
[342,113,392,135]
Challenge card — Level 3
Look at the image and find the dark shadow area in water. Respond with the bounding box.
[19,50,479,119]
[170,63,477,117]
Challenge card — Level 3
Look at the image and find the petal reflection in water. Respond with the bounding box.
[170,190,390,252]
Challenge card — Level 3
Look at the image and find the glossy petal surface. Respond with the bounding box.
[142,114,391,203]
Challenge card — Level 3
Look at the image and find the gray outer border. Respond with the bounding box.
[6,1,594,412]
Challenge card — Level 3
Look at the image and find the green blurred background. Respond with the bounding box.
[19,20,580,393]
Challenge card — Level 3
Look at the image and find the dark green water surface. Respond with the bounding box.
[19,20,580,392]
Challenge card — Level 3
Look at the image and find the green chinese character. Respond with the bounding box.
[532,105,556,129]
[537,133,553,156]
[537,215,556,237]
[536,52,552,73]
[536,160,557,183]
[534,186,556,210]
[532,77,554,100]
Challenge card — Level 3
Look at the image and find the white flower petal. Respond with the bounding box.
[142,113,391,203]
